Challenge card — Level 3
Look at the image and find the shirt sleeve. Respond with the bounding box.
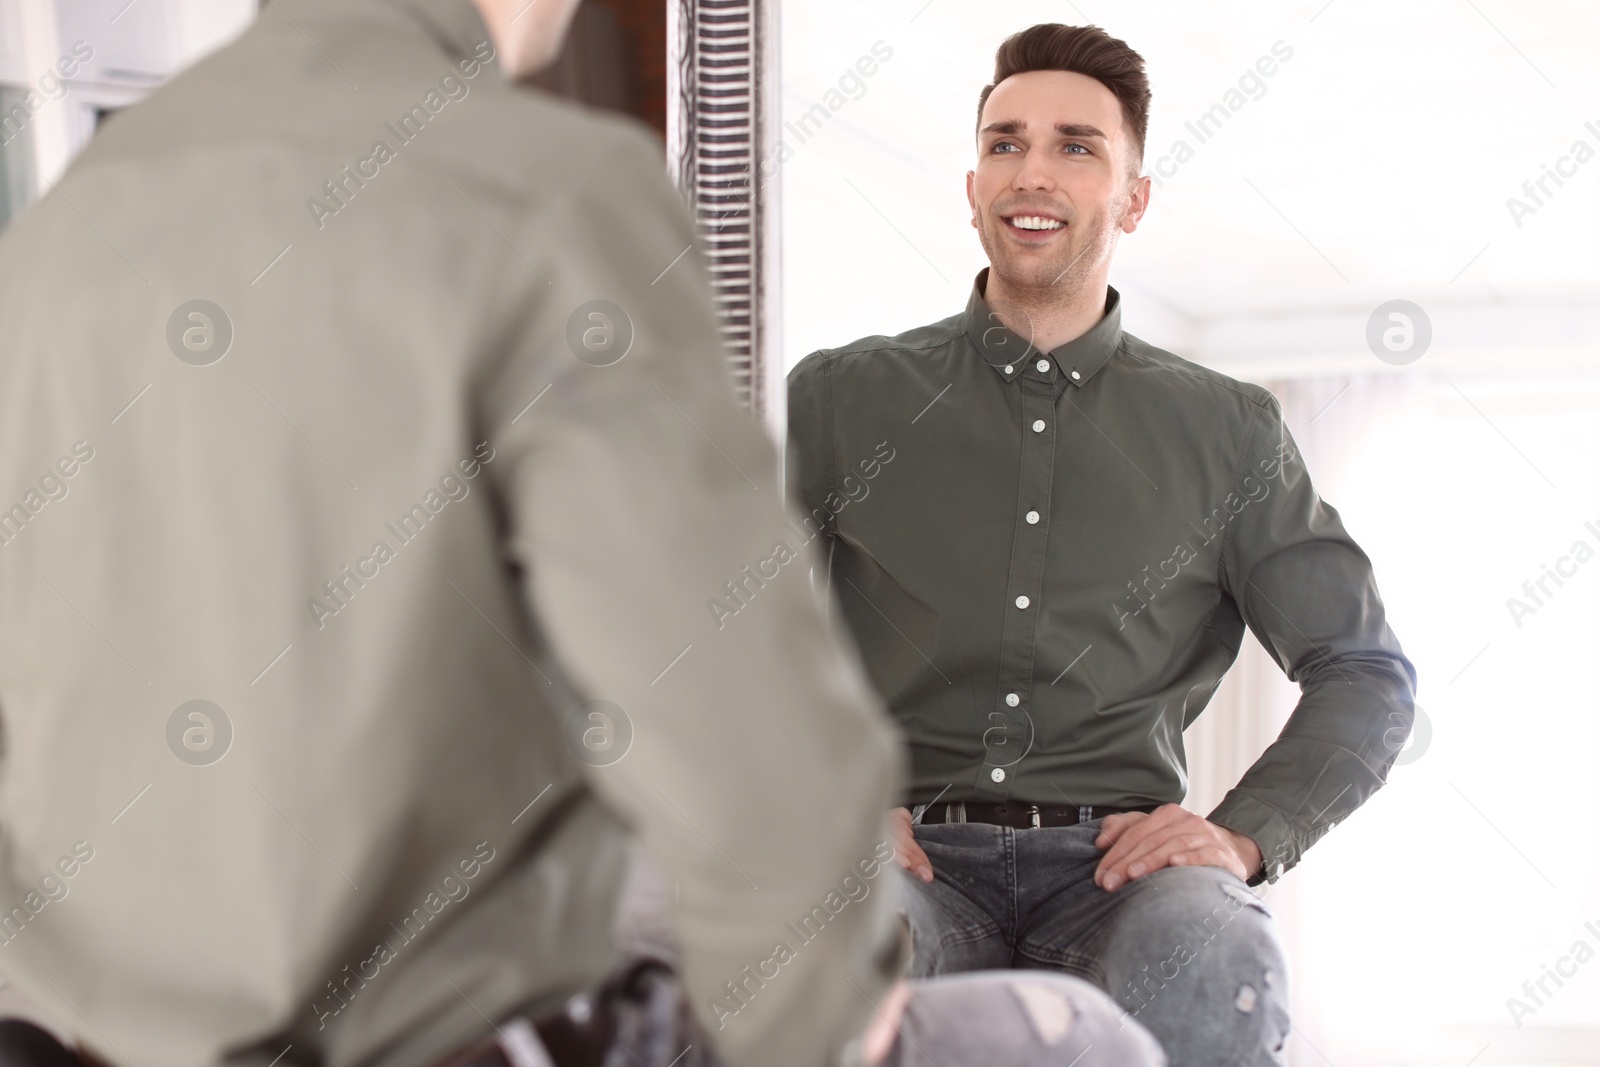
[786,351,835,537]
[479,124,908,1067]
[1207,392,1417,886]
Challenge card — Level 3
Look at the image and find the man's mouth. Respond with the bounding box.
[1004,214,1066,233]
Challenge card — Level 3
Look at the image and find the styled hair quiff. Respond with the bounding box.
[976,24,1152,175]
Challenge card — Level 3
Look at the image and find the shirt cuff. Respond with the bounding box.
[1207,793,1295,887]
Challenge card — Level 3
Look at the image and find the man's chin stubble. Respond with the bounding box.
[990,245,1095,295]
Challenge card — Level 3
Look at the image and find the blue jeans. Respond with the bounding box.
[894,819,1290,1067]
[613,841,1167,1066]
[886,969,1166,1067]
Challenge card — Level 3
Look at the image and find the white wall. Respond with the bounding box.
[0,0,255,194]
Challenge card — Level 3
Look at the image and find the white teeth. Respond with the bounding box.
[1010,215,1064,231]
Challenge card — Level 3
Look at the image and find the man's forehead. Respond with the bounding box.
[981,70,1123,134]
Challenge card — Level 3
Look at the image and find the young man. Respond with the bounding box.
[0,3,1166,1067]
[787,23,1417,1067]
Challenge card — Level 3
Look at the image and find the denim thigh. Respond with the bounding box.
[892,822,1013,977]
[1012,834,1290,1067]
[887,970,1166,1067]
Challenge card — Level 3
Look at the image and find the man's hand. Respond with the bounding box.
[861,978,913,1066]
[889,807,933,882]
[1093,804,1262,891]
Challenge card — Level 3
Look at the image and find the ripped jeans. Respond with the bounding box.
[893,819,1290,1067]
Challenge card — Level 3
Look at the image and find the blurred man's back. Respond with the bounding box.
[0,2,909,1065]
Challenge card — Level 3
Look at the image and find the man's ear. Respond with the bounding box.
[1120,173,1151,234]
[966,170,977,227]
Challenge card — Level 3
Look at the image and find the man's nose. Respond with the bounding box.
[1013,149,1056,191]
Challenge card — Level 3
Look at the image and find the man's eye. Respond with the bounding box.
[992,142,1020,153]
[1066,143,1088,154]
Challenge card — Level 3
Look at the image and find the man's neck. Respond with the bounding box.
[983,272,1107,356]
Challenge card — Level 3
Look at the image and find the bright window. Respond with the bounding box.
[1282,372,1600,1064]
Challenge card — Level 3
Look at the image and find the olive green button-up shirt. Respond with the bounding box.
[787,270,1417,885]
[0,2,906,1066]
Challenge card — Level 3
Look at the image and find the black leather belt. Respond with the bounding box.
[919,800,1160,829]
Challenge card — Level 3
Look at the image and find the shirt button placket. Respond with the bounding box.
[978,367,1056,802]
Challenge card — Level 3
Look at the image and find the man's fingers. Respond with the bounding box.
[1123,834,1213,878]
[1097,836,1154,882]
[1099,831,1190,890]
[896,840,935,882]
[1097,804,1181,848]
[1169,845,1246,880]
[1095,806,1206,889]
[1093,816,1145,883]
[1093,810,1142,847]
[1106,819,1201,875]
[888,807,934,882]
[1095,824,1170,888]
[1093,807,1176,881]
[1101,829,1250,890]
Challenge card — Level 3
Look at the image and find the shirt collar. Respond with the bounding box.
[962,268,1123,389]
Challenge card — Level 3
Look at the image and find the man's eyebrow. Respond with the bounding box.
[1055,122,1108,141]
[978,120,1109,141]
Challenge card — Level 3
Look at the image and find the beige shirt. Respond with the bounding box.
[0,2,905,1066]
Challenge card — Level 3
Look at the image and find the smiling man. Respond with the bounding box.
[787,23,1417,1067]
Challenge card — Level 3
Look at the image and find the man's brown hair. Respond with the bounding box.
[976,24,1151,177]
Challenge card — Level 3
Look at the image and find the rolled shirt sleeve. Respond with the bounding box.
[481,124,908,1067]
[1207,394,1417,885]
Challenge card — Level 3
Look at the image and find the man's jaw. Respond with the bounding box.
[983,213,1097,294]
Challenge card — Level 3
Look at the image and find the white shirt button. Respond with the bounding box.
[1036,359,1050,373]
[1006,692,1020,706]
[1004,365,1013,374]
[1032,419,1046,432]
[1026,510,1040,524]
[1070,370,1081,380]
[1015,595,1030,609]
[990,768,1006,783]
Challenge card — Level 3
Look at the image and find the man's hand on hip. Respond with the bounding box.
[1092,804,1262,891]
[889,807,934,882]
[860,979,913,1066]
